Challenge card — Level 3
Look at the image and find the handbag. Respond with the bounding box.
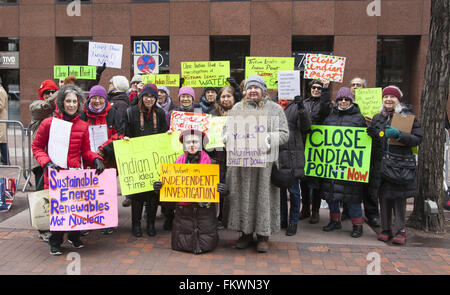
[381,151,416,185]
[271,164,296,189]
[0,178,16,213]
[27,189,50,230]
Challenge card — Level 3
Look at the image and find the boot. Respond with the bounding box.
[147,222,156,236]
[256,235,269,253]
[309,210,320,224]
[322,213,341,231]
[146,194,158,236]
[131,197,144,237]
[235,233,253,249]
[299,207,311,220]
[286,223,297,236]
[163,209,174,231]
[351,217,363,238]
[132,223,142,237]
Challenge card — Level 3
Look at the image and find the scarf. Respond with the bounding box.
[185,151,201,164]
[88,100,106,114]
[156,96,172,114]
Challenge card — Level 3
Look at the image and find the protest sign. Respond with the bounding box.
[54,66,97,80]
[142,74,179,87]
[355,88,383,118]
[304,125,372,183]
[303,54,346,83]
[88,41,123,69]
[277,71,301,100]
[159,164,220,203]
[48,168,118,231]
[48,118,72,169]
[205,116,227,150]
[181,61,230,87]
[134,41,159,75]
[170,111,211,133]
[225,110,268,167]
[245,57,295,89]
[113,132,184,195]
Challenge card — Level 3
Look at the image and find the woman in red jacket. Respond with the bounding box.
[32,84,105,256]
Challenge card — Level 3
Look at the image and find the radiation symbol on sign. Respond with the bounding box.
[137,55,156,73]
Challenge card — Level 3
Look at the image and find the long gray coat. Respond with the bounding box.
[224,97,289,236]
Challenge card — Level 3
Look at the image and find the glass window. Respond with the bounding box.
[0,37,20,120]
[0,0,17,4]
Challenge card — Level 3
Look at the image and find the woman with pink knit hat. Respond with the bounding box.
[366,85,423,245]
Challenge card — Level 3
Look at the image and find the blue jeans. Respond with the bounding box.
[280,181,301,225]
[328,201,362,218]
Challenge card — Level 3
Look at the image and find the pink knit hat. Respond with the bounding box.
[178,86,195,100]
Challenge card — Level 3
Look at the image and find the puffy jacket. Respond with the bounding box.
[108,91,129,121]
[278,98,312,179]
[319,103,367,204]
[369,104,423,199]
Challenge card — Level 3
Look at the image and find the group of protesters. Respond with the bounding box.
[28,64,422,256]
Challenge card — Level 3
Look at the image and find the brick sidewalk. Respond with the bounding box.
[0,227,449,275]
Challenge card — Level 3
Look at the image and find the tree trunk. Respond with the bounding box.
[407,0,450,232]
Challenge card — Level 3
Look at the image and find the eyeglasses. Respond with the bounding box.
[311,86,322,90]
[351,83,363,87]
[336,97,352,102]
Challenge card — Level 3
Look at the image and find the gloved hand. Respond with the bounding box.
[179,77,185,88]
[153,181,163,192]
[93,158,105,175]
[294,95,304,110]
[45,161,60,172]
[366,126,380,139]
[385,125,401,139]
[96,62,106,76]
[217,183,228,195]
[226,77,237,87]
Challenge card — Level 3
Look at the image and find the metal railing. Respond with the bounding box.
[0,120,32,192]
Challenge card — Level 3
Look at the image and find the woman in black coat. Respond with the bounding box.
[320,87,367,238]
[366,86,422,245]
[123,83,168,237]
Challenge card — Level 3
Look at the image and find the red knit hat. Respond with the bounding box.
[382,86,403,101]
[38,80,59,100]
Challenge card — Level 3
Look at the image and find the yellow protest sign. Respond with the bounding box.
[113,132,183,195]
[245,57,295,89]
[355,88,383,118]
[159,163,220,203]
[181,61,230,87]
[142,74,180,87]
[205,116,227,150]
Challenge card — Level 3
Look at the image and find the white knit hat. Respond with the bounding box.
[110,76,130,92]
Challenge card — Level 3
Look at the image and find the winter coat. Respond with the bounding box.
[319,104,367,204]
[171,150,218,254]
[0,86,7,143]
[199,96,216,114]
[278,99,312,179]
[32,110,102,190]
[80,99,124,168]
[223,97,289,236]
[369,104,423,200]
[108,91,129,122]
[124,104,168,138]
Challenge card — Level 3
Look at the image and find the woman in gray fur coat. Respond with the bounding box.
[223,74,289,253]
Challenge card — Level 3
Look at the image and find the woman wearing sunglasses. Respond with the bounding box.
[320,87,367,238]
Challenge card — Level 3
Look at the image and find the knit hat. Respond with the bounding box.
[88,85,107,100]
[244,74,267,92]
[130,74,142,84]
[139,83,159,100]
[178,86,196,100]
[157,86,170,97]
[335,87,353,102]
[110,76,130,92]
[309,79,324,88]
[38,80,59,100]
[382,85,403,101]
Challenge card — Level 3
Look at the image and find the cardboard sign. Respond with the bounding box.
[277,71,301,100]
[181,61,230,87]
[170,111,211,133]
[225,110,268,167]
[355,88,383,118]
[159,164,220,203]
[205,116,227,150]
[304,125,372,183]
[54,66,97,80]
[134,41,159,75]
[48,169,118,231]
[113,132,184,195]
[88,41,123,69]
[245,57,295,89]
[389,113,415,146]
[303,54,346,83]
[142,74,179,87]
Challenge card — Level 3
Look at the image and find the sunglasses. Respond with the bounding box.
[336,97,352,102]
[43,90,56,95]
[311,86,322,90]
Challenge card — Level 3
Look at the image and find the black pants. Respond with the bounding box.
[300,180,321,213]
[0,143,8,165]
[131,191,158,226]
[32,166,44,191]
[49,231,81,247]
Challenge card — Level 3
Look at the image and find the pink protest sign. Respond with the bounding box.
[48,168,118,231]
[303,54,346,83]
[170,111,211,133]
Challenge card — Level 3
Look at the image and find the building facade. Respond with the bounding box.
[0,0,431,125]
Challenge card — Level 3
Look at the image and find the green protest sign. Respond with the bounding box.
[181,61,230,87]
[304,125,372,183]
[245,57,295,89]
[113,132,184,195]
[355,88,382,118]
[142,74,180,87]
[54,66,96,80]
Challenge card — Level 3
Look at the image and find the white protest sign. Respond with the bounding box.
[278,71,301,100]
[48,118,72,169]
[88,125,108,153]
[88,41,123,69]
[134,41,159,75]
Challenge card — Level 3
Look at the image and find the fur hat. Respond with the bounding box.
[244,74,267,92]
[110,76,130,92]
